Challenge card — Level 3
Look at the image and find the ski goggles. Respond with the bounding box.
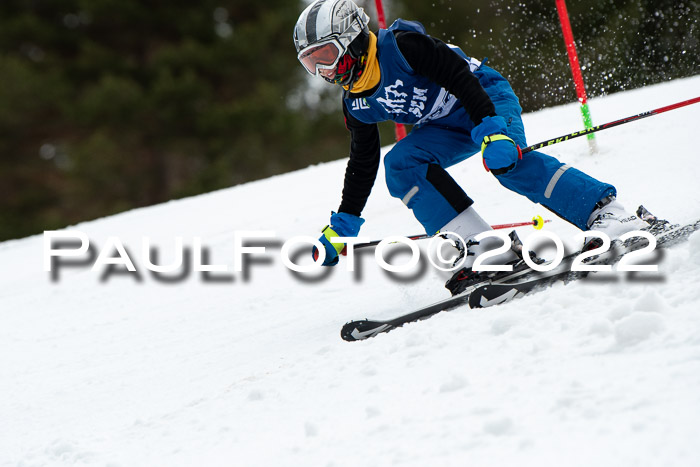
[297,37,345,76]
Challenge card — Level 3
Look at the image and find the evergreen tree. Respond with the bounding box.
[1,0,697,241]
[0,0,349,241]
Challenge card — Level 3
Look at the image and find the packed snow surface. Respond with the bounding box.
[1,76,699,467]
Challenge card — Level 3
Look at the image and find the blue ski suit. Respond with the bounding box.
[340,19,615,234]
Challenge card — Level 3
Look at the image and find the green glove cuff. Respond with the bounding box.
[480,134,516,155]
[320,225,346,256]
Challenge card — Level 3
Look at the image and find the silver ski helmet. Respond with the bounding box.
[294,0,370,86]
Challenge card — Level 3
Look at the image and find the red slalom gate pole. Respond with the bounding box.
[374,0,407,141]
[555,0,598,154]
[374,0,386,28]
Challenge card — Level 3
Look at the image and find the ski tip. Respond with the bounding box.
[341,320,393,342]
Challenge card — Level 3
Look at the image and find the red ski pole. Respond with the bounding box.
[491,216,551,230]
[345,216,550,252]
[520,96,700,154]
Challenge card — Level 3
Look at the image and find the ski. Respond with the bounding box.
[468,269,579,309]
[340,261,540,342]
[341,207,700,341]
[469,217,700,309]
[340,292,472,341]
[341,206,700,341]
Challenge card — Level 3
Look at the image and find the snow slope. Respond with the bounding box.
[1,76,699,467]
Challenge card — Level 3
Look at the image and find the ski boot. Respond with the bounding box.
[444,230,543,296]
[583,195,648,251]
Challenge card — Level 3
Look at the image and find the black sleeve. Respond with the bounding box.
[394,31,496,126]
[337,100,381,217]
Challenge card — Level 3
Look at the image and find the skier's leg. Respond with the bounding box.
[384,125,520,297]
[383,125,479,235]
[477,68,619,230]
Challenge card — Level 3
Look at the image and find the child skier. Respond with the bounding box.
[294,0,646,295]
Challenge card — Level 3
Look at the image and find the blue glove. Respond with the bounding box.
[312,212,365,266]
[471,116,520,174]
